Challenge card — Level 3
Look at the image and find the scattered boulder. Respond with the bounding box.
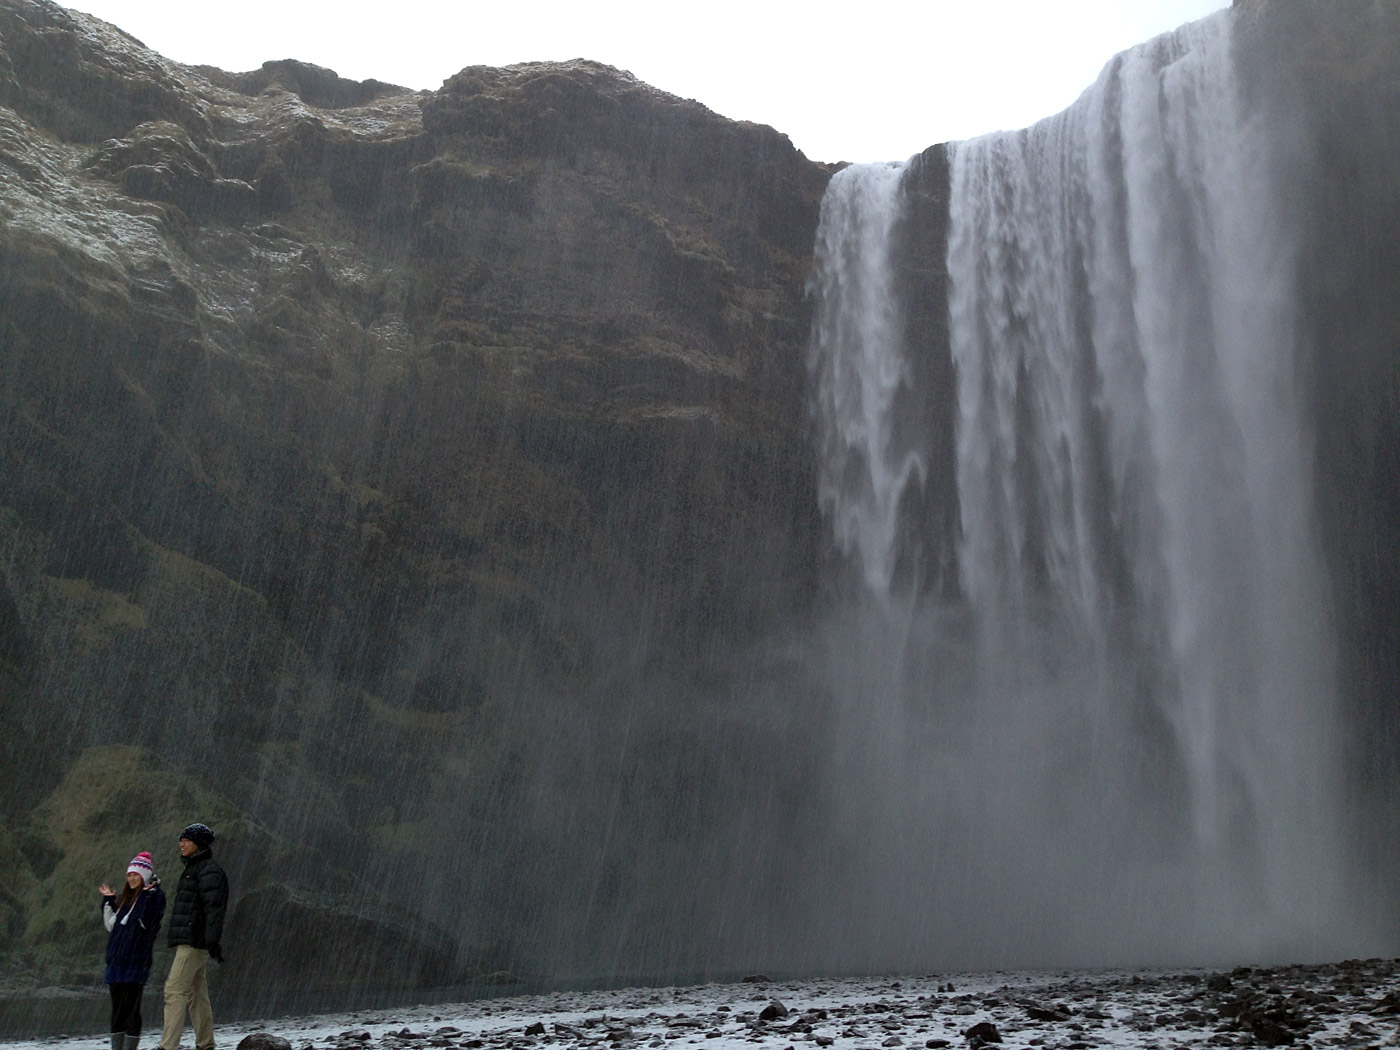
[236,1036,292,1050]
[224,882,462,999]
[1221,995,1311,1047]
[1347,1020,1379,1040]
[743,974,773,984]
[760,1002,790,1022]
[524,1022,546,1036]
[1022,1002,1072,1022]
[963,1022,1002,1045]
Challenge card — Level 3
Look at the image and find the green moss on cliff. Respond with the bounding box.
[21,745,241,977]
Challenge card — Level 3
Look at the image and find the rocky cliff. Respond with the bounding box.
[0,0,832,1006]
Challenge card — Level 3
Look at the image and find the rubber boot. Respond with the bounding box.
[123,1035,140,1050]
[111,1034,124,1050]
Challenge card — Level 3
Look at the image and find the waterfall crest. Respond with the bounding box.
[808,11,1350,966]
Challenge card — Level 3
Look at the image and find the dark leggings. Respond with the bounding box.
[109,982,143,1036]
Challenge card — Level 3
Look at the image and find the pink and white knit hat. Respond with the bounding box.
[127,852,155,885]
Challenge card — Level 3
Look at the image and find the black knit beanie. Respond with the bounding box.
[180,823,216,849]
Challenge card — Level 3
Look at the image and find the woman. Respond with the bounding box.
[99,851,166,1050]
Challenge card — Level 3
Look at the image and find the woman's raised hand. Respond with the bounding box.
[99,884,113,895]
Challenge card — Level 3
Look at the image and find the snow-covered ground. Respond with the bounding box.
[5,960,1398,1050]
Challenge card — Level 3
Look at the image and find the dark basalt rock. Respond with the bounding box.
[0,0,212,142]
[82,119,257,219]
[0,0,830,999]
[207,58,408,110]
[224,882,463,999]
[1219,993,1312,1048]
[962,1022,1001,1044]
[236,1036,293,1050]
[1022,1002,1072,1022]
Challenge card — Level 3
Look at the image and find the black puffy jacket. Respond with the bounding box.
[167,848,229,950]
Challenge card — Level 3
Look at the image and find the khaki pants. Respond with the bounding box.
[160,946,213,1050]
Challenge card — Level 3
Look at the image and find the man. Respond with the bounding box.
[159,823,228,1050]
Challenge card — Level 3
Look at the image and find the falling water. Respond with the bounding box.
[809,11,1348,966]
[809,160,919,596]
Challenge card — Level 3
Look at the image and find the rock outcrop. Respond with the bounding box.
[0,0,832,998]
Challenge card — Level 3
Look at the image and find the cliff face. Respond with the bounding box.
[0,0,831,1002]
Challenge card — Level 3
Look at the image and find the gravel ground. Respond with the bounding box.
[4,959,1397,1050]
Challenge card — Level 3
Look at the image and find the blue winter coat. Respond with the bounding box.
[102,885,166,985]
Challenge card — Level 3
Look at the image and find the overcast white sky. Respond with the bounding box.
[71,0,1229,163]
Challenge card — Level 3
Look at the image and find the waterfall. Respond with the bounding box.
[809,11,1348,966]
[809,160,920,596]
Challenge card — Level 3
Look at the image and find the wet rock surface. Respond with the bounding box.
[0,0,831,994]
[11,961,1397,1050]
[237,1036,295,1050]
